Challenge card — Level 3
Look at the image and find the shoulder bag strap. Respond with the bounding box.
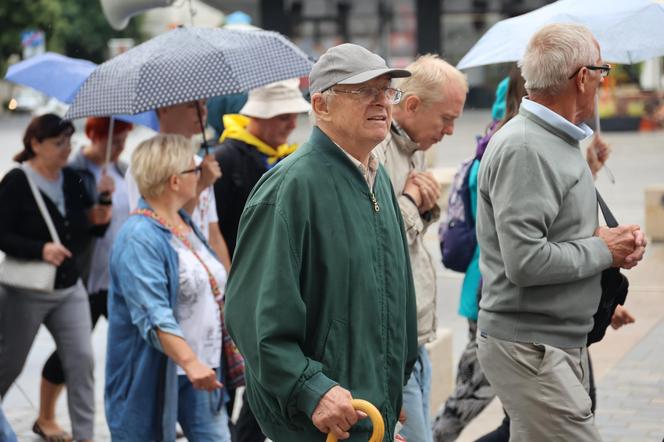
[19,164,62,244]
[596,190,618,228]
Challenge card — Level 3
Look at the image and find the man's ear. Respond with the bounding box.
[404,95,421,114]
[311,92,331,122]
[576,68,590,94]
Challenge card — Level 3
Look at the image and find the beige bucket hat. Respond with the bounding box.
[240,78,310,119]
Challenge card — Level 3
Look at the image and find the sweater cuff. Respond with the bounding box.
[296,371,338,419]
[593,236,614,269]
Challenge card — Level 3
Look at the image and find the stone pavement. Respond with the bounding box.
[595,319,664,441]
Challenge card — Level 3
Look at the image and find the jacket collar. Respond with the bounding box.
[389,121,420,155]
[308,126,381,191]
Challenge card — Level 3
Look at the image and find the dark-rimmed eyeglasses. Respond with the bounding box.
[330,86,403,104]
[568,64,612,80]
[180,165,202,176]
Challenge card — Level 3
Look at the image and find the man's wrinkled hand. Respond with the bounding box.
[622,228,647,269]
[312,386,366,440]
[403,172,423,208]
[595,225,639,268]
[412,172,440,213]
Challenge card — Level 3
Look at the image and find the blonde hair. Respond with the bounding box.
[131,134,194,199]
[395,54,468,107]
[519,23,599,96]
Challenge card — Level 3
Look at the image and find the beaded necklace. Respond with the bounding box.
[132,208,222,301]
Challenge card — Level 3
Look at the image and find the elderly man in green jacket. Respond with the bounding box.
[225,43,418,442]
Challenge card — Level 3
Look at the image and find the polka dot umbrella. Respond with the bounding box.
[64,27,313,121]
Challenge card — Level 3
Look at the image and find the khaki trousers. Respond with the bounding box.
[477,332,602,442]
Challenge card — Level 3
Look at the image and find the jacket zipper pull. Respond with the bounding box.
[370,192,380,212]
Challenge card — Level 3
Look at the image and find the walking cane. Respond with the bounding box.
[326,399,385,442]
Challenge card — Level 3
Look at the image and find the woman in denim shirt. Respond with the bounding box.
[106,134,230,441]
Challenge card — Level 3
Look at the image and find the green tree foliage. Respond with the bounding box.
[1,0,143,75]
[56,0,144,63]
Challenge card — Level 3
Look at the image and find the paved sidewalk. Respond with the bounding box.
[596,319,664,442]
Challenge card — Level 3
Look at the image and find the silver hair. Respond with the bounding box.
[519,23,599,96]
[395,54,468,106]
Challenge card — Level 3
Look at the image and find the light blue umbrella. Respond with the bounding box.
[5,52,159,130]
[457,0,664,70]
[5,52,96,103]
[65,27,313,121]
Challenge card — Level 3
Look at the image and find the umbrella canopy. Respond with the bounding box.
[457,0,664,70]
[5,52,159,130]
[65,27,313,121]
[5,52,96,103]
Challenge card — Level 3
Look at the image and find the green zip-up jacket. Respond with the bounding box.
[225,126,418,442]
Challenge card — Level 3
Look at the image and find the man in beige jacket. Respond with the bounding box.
[374,54,467,442]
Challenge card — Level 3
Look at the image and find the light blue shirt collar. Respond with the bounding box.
[521,97,593,141]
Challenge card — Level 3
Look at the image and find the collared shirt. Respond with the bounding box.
[521,97,594,141]
[335,144,379,190]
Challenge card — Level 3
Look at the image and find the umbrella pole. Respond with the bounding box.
[196,103,209,155]
[594,94,615,184]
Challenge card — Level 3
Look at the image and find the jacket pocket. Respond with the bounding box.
[318,319,348,382]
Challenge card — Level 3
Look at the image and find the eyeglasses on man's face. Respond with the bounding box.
[330,86,404,104]
[568,64,612,80]
[179,165,202,177]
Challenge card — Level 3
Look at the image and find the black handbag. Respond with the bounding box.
[587,191,629,346]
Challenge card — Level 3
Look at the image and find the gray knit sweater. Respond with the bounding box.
[476,107,613,348]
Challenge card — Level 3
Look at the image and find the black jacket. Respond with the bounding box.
[213,138,269,256]
[0,167,108,289]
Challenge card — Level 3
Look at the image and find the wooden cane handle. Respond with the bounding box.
[325,399,385,442]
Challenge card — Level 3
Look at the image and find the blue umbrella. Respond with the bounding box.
[5,52,96,103]
[457,0,664,70]
[5,52,159,130]
[65,27,313,121]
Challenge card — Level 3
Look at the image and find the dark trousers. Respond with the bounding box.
[42,291,108,384]
[231,392,266,442]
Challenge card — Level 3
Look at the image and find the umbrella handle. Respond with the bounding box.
[325,399,385,442]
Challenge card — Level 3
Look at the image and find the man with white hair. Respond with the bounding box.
[373,54,467,442]
[225,43,418,441]
[476,23,646,440]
